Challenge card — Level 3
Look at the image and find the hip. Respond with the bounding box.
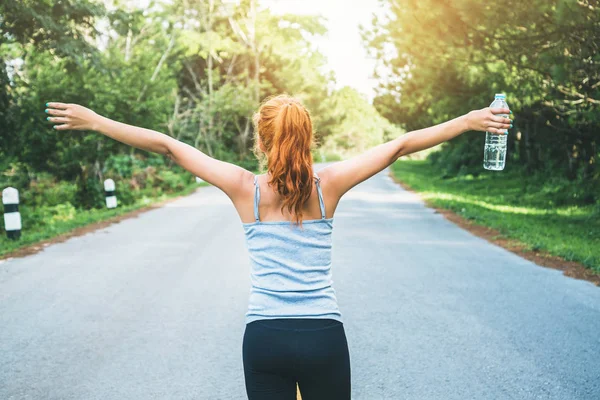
[242,318,349,370]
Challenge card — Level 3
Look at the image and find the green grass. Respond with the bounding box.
[391,160,600,273]
[0,183,207,258]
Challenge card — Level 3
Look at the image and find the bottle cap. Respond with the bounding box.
[495,93,506,98]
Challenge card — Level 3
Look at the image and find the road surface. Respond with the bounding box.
[1,167,599,399]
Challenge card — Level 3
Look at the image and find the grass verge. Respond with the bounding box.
[390,160,599,275]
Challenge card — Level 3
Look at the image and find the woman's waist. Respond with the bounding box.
[246,290,342,323]
[248,284,339,306]
[249,277,334,293]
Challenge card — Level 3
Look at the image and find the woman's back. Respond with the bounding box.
[242,171,342,324]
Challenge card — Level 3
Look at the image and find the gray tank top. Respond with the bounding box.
[242,171,343,324]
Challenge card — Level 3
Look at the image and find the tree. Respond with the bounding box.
[0,0,104,168]
[366,0,599,185]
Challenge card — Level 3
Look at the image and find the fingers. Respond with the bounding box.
[488,111,512,130]
[487,127,506,134]
[491,115,511,125]
[45,102,71,118]
[46,102,70,109]
[474,107,512,134]
[45,108,68,117]
[47,117,68,123]
[53,124,71,131]
[487,121,511,130]
[490,107,510,115]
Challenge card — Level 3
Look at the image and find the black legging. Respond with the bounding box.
[242,318,351,399]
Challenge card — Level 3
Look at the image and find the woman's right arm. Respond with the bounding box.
[320,107,511,200]
[45,102,252,201]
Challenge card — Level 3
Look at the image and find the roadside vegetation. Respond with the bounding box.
[391,160,600,273]
[0,155,208,257]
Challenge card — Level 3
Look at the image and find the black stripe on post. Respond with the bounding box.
[7,230,21,240]
[105,190,115,197]
[4,204,18,213]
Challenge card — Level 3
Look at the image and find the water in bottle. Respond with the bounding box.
[483,93,510,170]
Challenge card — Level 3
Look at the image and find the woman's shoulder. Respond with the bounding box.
[313,166,335,184]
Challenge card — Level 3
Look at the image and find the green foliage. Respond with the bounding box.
[156,170,188,192]
[319,86,403,158]
[0,162,33,192]
[0,0,105,167]
[102,155,194,204]
[115,179,137,206]
[74,174,105,209]
[20,174,78,208]
[0,0,103,58]
[391,160,600,272]
[367,0,600,182]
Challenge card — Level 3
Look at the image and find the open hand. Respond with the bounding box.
[45,103,101,131]
[465,107,512,134]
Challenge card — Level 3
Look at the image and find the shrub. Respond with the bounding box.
[20,174,78,208]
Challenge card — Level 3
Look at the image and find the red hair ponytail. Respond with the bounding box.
[253,95,314,226]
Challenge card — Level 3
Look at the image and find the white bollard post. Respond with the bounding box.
[2,187,22,240]
[104,179,117,209]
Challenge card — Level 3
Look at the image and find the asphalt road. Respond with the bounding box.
[1,167,599,399]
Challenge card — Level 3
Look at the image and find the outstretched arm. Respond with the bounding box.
[321,107,512,198]
[45,102,252,200]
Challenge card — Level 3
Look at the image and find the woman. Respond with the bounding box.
[45,94,511,399]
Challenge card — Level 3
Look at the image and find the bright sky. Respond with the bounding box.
[260,0,381,102]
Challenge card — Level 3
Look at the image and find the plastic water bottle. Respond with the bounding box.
[483,94,510,171]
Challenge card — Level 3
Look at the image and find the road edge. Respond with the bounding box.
[388,170,600,287]
[0,188,202,262]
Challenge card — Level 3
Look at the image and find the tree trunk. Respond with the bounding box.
[206,0,215,153]
[137,30,176,103]
[251,0,260,103]
[125,29,132,62]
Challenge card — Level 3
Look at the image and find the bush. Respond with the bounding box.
[75,175,105,209]
[1,153,198,216]
[104,154,136,178]
[104,153,167,178]
[156,169,187,192]
[0,161,31,191]
[48,203,77,224]
[20,174,78,208]
[428,134,486,178]
[115,179,137,206]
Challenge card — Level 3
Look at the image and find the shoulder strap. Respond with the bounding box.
[253,175,261,222]
[313,172,326,219]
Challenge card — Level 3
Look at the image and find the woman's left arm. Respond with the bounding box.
[45,102,252,200]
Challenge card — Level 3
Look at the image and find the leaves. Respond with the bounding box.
[3,0,396,208]
[366,0,600,182]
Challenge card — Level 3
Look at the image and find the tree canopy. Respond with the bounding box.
[1,0,391,208]
[366,0,599,197]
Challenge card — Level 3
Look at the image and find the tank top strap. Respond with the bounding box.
[253,175,261,222]
[313,172,326,219]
